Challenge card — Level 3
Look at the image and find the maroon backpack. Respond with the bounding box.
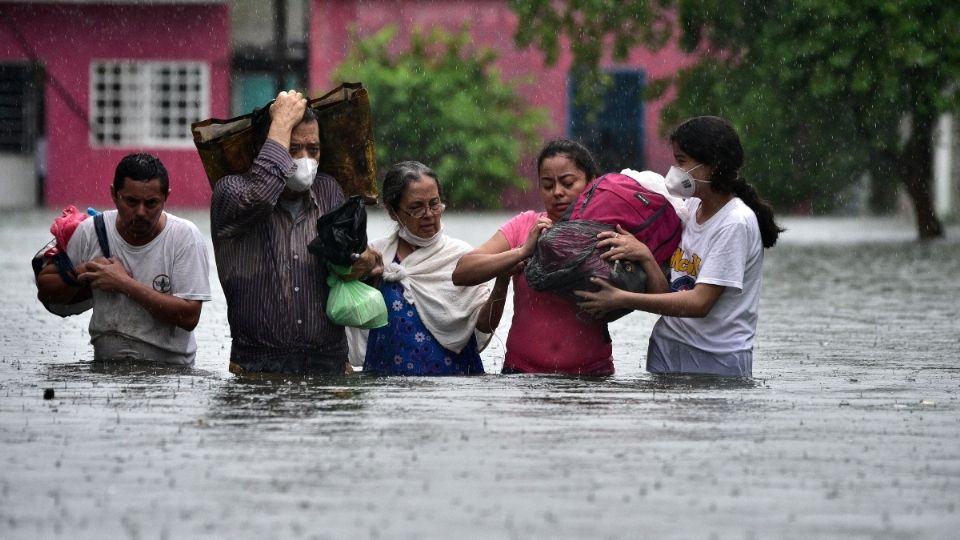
[564,172,681,265]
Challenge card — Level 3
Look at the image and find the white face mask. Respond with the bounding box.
[665,163,707,198]
[285,157,318,192]
[397,221,443,248]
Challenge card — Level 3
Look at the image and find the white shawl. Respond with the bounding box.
[346,231,492,367]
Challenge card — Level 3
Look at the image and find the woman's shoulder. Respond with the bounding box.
[443,235,474,253]
[503,210,542,228]
[369,233,398,255]
[708,199,761,248]
[726,198,760,226]
[498,210,542,244]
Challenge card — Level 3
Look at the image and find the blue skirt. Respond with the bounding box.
[363,281,484,376]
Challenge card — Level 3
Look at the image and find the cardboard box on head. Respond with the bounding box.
[191,82,378,204]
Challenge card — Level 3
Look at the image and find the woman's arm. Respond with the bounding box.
[452,216,552,286]
[474,274,510,333]
[575,278,724,319]
[596,224,670,294]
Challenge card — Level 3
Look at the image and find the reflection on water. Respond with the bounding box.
[211,375,368,423]
[1,210,959,539]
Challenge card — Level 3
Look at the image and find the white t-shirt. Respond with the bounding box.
[653,197,763,353]
[66,210,212,356]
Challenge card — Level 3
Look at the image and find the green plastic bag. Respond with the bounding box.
[325,266,388,329]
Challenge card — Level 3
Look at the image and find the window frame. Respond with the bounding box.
[89,59,210,149]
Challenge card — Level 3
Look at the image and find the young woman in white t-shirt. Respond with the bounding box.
[576,116,784,377]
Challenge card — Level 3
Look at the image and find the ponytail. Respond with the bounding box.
[670,116,785,249]
[733,177,784,248]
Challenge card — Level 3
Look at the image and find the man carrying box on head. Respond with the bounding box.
[211,89,383,376]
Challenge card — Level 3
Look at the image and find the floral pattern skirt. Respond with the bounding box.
[363,281,484,376]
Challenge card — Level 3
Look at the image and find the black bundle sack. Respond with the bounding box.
[524,219,647,322]
[308,195,368,267]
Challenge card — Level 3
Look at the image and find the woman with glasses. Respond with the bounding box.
[452,139,617,376]
[347,161,510,375]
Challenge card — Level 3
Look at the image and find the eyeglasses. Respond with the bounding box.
[399,202,446,220]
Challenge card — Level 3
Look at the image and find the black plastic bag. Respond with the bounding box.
[524,219,647,322]
[308,195,368,267]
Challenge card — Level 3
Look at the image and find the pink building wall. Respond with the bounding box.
[310,0,696,207]
[0,2,230,209]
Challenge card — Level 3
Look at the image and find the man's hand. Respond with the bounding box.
[73,256,112,275]
[78,257,134,294]
[77,256,203,331]
[267,90,308,148]
[344,247,384,282]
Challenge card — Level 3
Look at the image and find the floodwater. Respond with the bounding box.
[2,209,958,540]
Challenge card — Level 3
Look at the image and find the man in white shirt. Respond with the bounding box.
[36,154,212,365]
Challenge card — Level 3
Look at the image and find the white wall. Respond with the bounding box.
[934,113,957,219]
[0,153,36,209]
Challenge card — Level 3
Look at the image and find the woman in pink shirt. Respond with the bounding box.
[452,139,614,375]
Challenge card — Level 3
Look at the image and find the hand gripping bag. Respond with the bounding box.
[307,195,368,267]
[32,206,110,317]
[325,267,388,329]
[191,82,378,203]
[524,172,682,321]
[307,196,387,329]
[524,220,646,322]
[566,172,682,266]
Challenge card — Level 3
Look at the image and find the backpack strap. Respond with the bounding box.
[94,213,111,258]
[52,213,110,287]
[53,252,84,287]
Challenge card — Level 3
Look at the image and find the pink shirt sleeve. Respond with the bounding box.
[499,211,541,249]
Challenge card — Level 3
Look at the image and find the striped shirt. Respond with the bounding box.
[211,139,346,372]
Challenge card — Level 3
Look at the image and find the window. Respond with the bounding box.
[568,69,646,172]
[90,60,209,147]
[0,63,42,153]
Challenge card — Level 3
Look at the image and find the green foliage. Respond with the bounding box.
[333,25,548,209]
[511,0,672,109]
[658,61,866,212]
[512,0,960,222]
[667,0,960,215]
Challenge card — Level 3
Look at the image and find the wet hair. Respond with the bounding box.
[301,107,318,125]
[669,116,784,248]
[112,153,169,194]
[254,103,320,154]
[536,138,600,180]
[381,160,443,212]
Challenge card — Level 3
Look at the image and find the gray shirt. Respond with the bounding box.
[210,139,346,369]
[66,210,211,360]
